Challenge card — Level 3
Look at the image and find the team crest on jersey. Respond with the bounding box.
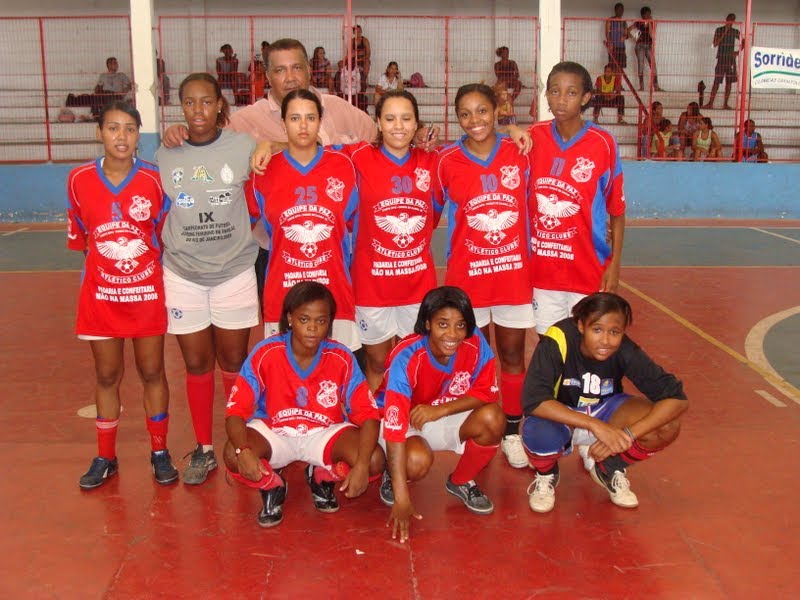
[316,380,338,408]
[536,193,580,230]
[220,163,234,185]
[375,212,426,248]
[499,165,520,190]
[448,371,471,396]
[171,168,183,187]
[570,157,595,183]
[191,165,213,183]
[414,168,430,192]
[384,406,402,431]
[175,192,195,209]
[283,220,334,258]
[226,385,238,407]
[128,195,152,222]
[96,235,148,274]
[467,209,519,245]
[326,177,344,202]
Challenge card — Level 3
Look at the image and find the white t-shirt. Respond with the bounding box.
[377,74,400,91]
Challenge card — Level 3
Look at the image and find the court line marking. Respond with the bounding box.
[751,227,800,245]
[744,305,800,406]
[620,281,800,406]
[1,227,29,236]
[755,390,787,408]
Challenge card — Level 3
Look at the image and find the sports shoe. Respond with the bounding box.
[526,467,560,513]
[590,465,639,508]
[379,471,394,506]
[501,434,528,469]
[79,456,118,489]
[150,450,179,485]
[305,464,339,513]
[445,476,494,515]
[258,480,288,528]
[577,445,595,472]
[182,444,218,485]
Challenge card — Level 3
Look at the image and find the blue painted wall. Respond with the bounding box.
[1,143,798,221]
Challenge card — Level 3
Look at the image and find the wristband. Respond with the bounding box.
[235,446,251,456]
[623,427,635,442]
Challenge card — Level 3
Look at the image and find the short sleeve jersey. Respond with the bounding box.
[156,129,259,287]
[66,158,169,338]
[225,332,379,434]
[437,136,532,308]
[522,317,687,414]
[344,142,443,307]
[248,146,359,322]
[376,330,499,443]
[528,121,626,294]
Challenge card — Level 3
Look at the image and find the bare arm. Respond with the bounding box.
[408,395,484,430]
[600,213,625,292]
[340,418,379,498]
[386,440,422,543]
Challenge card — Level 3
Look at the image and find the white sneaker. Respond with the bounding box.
[590,466,639,508]
[577,445,595,472]
[526,470,559,513]
[501,434,528,468]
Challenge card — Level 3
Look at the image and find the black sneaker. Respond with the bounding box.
[305,464,339,513]
[182,444,218,485]
[258,480,288,528]
[79,456,118,489]
[445,476,494,515]
[151,450,179,485]
[379,471,394,506]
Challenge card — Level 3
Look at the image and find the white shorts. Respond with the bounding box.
[78,335,112,341]
[264,319,362,351]
[533,289,588,334]
[474,303,535,329]
[246,419,354,469]
[355,304,420,345]
[379,411,470,455]
[164,267,260,335]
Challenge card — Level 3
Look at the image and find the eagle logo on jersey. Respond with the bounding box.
[414,168,431,192]
[448,371,472,396]
[326,177,345,202]
[128,195,151,222]
[171,168,183,187]
[283,220,334,258]
[316,380,339,408]
[375,212,427,248]
[499,165,520,190]
[466,209,519,245]
[191,165,213,183]
[384,406,402,431]
[536,193,580,230]
[220,163,234,185]
[96,236,148,274]
[570,157,595,183]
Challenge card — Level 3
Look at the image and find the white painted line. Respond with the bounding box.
[755,389,787,408]
[2,227,29,236]
[751,227,800,245]
[744,305,800,405]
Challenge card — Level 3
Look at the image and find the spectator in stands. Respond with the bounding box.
[374,61,404,106]
[677,102,703,158]
[704,14,740,110]
[352,25,372,82]
[91,57,132,117]
[592,64,625,124]
[216,43,248,104]
[605,3,629,73]
[494,83,516,126]
[336,57,369,113]
[640,100,662,158]
[494,46,522,102]
[248,42,271,100]
[630,7,662,92]
[691,117,721,161]
[651,118,682,160]
[733,119,768,163]
[156,51,170,105]
[311,46,334,90]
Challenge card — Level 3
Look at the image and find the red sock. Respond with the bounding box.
[450,439,498,485]
[186,370,215,446]
[525,449,562,474]
[227,458,283,490]
[96,417,119,460]
[500,371,525,417]
[146,413,169,452]
[314,462,349,483]
[221,369,238,400]
[622,439,660,464]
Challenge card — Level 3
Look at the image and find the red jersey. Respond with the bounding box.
[248,147,359,321]
[225,332,379,434]
[66,158,169,338]
[343,142,443,307]
[437,136,532,308]
[375,331,499,443]
[528,121,626,294]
